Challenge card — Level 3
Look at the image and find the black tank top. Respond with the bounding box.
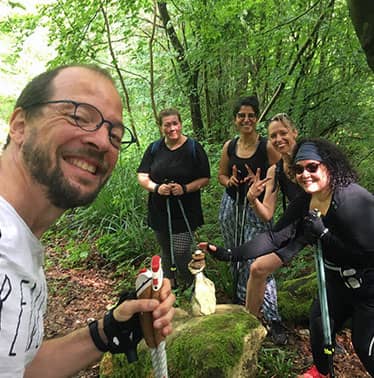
[225,136,269,202]
[274,159,304,211]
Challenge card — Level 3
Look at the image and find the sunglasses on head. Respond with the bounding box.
[270,113,290,122]
[294,162,321,175]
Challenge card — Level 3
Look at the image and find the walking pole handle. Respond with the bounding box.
[135,257,165,349]
[151,255,165,346]
[136,268,157,348]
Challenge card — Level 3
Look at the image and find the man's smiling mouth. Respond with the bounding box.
[66,157,97,174]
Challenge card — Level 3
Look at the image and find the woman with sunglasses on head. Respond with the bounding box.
[244,113,304,328]
[217,96,286,343]
[202,138,374,377]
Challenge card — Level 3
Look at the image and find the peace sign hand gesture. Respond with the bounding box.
[246,168,272,203]
[243,164,256,186]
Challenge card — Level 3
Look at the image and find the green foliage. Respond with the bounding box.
[3,0,371,306]
[63,240,90,267]
[257,347,296,377]
[0,13,40,65]
[0,96,14,122]
[277,272,317,324]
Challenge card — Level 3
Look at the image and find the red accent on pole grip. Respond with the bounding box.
[152,255,161,272]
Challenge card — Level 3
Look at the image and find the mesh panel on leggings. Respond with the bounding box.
[155,231,193,286]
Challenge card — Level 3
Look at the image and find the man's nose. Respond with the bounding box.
[82,123,112,151]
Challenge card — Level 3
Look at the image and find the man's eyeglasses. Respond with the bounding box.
[237,112,257,120]
[294,162,321,175]
[23,100,137,150]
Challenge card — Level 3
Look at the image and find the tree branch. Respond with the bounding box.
[259,0,335,121]
[100,2,139,146]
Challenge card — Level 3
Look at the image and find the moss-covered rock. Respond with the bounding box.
[277,272,317,323]
[100,305,266,378]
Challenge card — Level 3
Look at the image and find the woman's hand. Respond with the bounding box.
[157,183,172,196]
[197,242,232,261]
[243,164,256,185]
[247,168,271,202]
[170,183,185,196]
[198,242,217,253]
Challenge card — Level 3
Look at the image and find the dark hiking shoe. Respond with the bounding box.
[269,320,288,345]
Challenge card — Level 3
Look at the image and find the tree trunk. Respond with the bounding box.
[157,2,204,138]
[347,0,374,71]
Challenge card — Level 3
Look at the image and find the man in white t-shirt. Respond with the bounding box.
[0,64,175,377]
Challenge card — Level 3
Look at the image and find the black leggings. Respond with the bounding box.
[309,269,374,375]
[231,221,305,264]
[155,230,193,286]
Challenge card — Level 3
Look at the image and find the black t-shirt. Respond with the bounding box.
[276,159,304,202]
[137,137,211,233]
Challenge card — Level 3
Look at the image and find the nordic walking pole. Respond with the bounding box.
[232,186,241,303]
[314,234,335,377]
[176,197,197,249]
[166,196,177,288]
[136,256,168,378]
[234,188,240,247]
[239,182,248,246]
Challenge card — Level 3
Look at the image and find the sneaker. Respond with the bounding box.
[269,320,288,345]
[298,365,330,378]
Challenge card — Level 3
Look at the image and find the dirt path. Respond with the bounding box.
[44,261,370,377]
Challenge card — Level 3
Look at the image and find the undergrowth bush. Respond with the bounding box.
[43,131,372,300]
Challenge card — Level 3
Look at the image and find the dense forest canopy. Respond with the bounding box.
[1,0,372,185]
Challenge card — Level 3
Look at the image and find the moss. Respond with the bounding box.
[102,311,258,378]
[100,350,153,378]
[167,312,257,378]
[278,272,318,323]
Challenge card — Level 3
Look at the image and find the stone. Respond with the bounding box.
[100,304,266,378]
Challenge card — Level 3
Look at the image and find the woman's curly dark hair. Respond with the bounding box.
[291,138,358,191]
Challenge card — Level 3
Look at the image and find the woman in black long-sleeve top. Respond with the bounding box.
[201,138,374,377]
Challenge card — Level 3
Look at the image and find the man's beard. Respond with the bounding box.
[22,132,106,209]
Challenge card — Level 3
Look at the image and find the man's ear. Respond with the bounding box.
[9,108,27,146]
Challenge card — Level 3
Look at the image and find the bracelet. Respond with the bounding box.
[248,200,256,208]
[154,184,160,193]
[182,184,187,194]
[88,319,108,352]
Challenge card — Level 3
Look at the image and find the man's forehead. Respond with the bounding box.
[53,67,114,94]
[51,67,122,114]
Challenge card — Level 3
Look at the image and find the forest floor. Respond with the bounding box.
[44,250,370,378]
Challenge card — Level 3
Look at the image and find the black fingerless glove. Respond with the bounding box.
[303,209,329,244]
[89,291,143,362]
[207,244,232,262]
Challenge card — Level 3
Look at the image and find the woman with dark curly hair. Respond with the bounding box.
[200,138,374,378]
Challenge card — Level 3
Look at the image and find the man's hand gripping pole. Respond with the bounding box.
[136,256,168,378]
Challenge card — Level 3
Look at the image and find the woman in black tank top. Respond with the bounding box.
[217,96,286,343]
[244,113,302,322]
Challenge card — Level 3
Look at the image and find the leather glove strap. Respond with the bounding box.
[88,291,143,363]
[103,291,143,362]
[88,319,108,352]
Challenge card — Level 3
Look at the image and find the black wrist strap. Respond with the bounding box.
[89,320,108,352]
[154,184,160,193]
[181,183,187,194]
